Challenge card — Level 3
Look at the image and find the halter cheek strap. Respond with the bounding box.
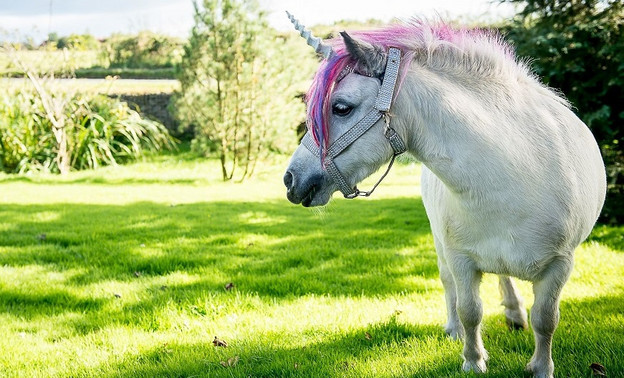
[302,47,406,198]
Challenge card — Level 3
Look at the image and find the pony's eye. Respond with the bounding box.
[332,102,353,117]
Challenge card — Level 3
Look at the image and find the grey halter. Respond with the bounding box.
[301,47,407,198]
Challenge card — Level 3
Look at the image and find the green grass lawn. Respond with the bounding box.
[0,77,179,95]
[0,154,622,377]
[1,50,175,80]
[0,50,101,77]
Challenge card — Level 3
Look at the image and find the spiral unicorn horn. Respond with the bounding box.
[286,11,335,60]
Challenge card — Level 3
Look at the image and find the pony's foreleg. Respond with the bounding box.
[448,254,488,373]
[526,257,573,378]
[498,275,528,330]
[435,237,463,339]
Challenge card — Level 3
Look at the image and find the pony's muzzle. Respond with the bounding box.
[284,170,323,207]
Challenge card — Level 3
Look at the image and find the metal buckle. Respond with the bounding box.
[382,112,391,133]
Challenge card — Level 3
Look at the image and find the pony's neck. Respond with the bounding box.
[393,64,518,193]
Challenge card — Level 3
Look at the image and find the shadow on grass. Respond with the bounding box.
[84,317,467,378]
[588,224,624,253]
[0,198,436,320]
[0,288,105,317]
[553,291,624,377]
[0,175,206,185]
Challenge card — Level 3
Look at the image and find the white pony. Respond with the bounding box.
[283,14,606,378]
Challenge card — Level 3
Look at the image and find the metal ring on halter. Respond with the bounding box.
[344,152,401,198]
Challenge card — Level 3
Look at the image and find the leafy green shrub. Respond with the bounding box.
[102,32,184,69]
[47,33,101,51]
[0,91,176,173]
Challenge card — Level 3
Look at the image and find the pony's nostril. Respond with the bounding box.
[283,171,294,189]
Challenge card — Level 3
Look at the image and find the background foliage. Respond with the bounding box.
[0,49,101,78]
[500,0,624,222]
[173,0,316,181]
[1,32,181,79]
[101,32,184,69]
[0,89,175,174]
[0,0,621,219]
[47,32,101,51]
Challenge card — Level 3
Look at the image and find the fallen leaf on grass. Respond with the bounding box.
[161,343,173,354]
[365,332,372,340]
[225,282,235,291]
[220,356,239,367]
[590,362,606,376]
[213,336,228,347]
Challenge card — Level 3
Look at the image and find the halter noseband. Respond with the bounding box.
[301,47,407,198]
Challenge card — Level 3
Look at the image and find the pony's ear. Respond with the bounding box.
[340,31,386,77]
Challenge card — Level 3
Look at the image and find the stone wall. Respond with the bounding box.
[115,93,180,135]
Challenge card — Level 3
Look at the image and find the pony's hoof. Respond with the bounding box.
[525,358,554,378]
[462,358,487,373]
[505,308,528,330]
[481,347,490,362]
[444,324,463,340]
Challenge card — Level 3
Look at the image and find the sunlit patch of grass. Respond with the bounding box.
[0,50,101,76]
[0,156,622,377]
[0,77,179,95]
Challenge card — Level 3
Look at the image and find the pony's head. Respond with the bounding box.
[284,14,411,206]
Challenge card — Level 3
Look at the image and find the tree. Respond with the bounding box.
[500,0,624,222]
[173,0,314,181]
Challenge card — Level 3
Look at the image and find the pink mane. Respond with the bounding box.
[305,20,511,157]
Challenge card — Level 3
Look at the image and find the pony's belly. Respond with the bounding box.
[467,241,551,281]
[422,166,575,281]
[442,219,557,281]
